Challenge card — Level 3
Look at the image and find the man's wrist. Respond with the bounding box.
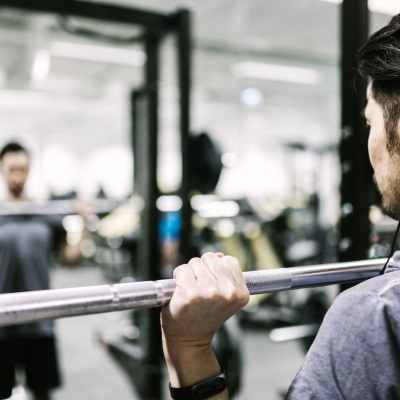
[164,343,221,388]
[169,372,227,400]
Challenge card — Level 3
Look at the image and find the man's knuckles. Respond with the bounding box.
[173,264,187,279]
[223,255,241,270]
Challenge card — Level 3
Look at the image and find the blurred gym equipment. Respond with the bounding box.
[339,1,371,280]
[0,199,117,217]
[188,132,223,194]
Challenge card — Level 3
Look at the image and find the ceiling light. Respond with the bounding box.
[156,195,183,212]
[320,0,400,15]
[196,201,240,219]
[233,62,321,85]
[221,152,237,167]
[369,0,400,14]
[240,87,263,106]
[31,50,51,82]
[50,41,145,67]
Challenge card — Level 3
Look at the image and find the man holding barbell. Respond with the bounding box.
[161,14,400,399]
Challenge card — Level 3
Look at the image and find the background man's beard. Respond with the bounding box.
[9,186,24,198]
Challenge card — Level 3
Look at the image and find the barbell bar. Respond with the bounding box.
[0,199,118,217]
[0,255,397,327]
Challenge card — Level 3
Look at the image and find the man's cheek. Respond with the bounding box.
[368,134,377,169]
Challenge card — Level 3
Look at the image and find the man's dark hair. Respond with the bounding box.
[0,141,30,161]
[358,14,400,153]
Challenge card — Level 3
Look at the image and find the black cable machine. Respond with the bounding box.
[339,0,372,278]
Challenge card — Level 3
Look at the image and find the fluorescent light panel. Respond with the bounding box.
[50,41,145,67]
[233,62,321,85]
[369,0,400,14]
[240,87,263,106]
[320,0,400,15]
[31,50,51,82]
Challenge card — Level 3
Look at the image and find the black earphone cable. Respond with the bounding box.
[380,220,400,275]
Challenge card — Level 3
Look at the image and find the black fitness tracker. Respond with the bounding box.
[169,372,227,399]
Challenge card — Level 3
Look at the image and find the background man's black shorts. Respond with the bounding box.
[0,336,62,399]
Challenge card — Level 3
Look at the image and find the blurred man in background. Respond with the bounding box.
[0,142,62,400]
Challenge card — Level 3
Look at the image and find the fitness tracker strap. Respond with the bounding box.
[169,372,227,399]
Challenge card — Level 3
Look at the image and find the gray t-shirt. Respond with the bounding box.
[287,269,400,399]
[0,216,60,339]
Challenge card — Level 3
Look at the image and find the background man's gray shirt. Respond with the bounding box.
[0,215,61,339]
[287,268,400,399]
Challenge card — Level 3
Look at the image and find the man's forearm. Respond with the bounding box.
[161,253,248,399]
[164,345,229,399]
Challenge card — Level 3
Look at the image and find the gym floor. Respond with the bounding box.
[10,266,305,400]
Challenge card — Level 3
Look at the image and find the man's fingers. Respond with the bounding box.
[189,257,217,290]
[201,253,222,282]
[201,253,250,307]
[201,253,241,283]
[222,256,244,285]
[191,256,228,301]
[173,264,197,294]
[222,256,250,306]
[173,254,249,308]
